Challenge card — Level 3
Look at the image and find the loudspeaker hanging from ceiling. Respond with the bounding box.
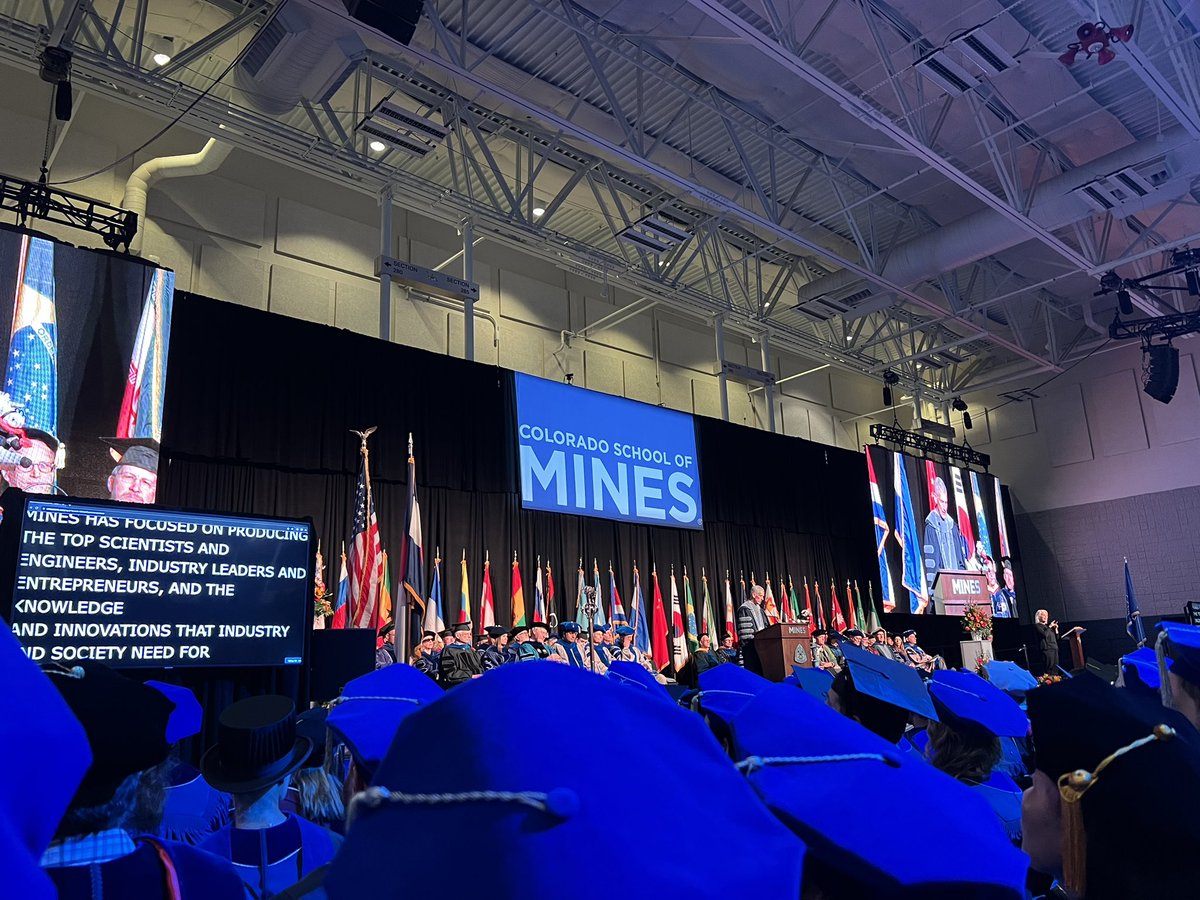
[342,0,425,46]
[1143,343,1179,404]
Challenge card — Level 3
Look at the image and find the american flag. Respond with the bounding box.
[348,434,384,629]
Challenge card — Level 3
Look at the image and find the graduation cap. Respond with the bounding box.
[786,665,834,702]
[728,684,1029,898]
[981,660,1038,700]
[295,707,330,769]
[614,625,635,637]
[0,621,92,899]
[695,663,774,726]
[928,670,1028,738]
[101,437,160,472]
[327,663,444,779]
[559,622,581,634]
[1026,673,1200,897]
[605,660,670,701]
[323,664,803,897]
[1157,621,1200,693]
[508,625,530,641]
[840,643,938,721]
[484,625,507,639]
[1119,646,1161,695]
[145,680,203,744]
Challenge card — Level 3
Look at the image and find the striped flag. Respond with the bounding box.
[398,434,424,637]
[423,550,445,634]
[925,460,939,514]
[683,567,699,655]
[480,552,496,629]
[670,567,688,672]
[458,550,471,624]
[5,236,58,437]
[969,471,994,561]
[762,573,780,624]
[814,580,826,630]
[348,432,384,630]
[950,467,976,551]
[575,561,587,627]
[723,572,737,646]
[845,580,857,630]
[592,559,607,626]
[803,576,814,629]
[533,556,547,624]
[116,267,173,442]
[377,552,393,636]
[701,569,720,642]
[546,562,556,626]
[894,451,930,613]
[788,576,801,624]
[993,478,1011,558]
[630,564,651,656]
[651,566,670,672]
[331,544,349,629]
[864,582,882,634]
[609,564,627,627]
[866,449,896,612]
[511,553,526,628]
[852,580,866,634]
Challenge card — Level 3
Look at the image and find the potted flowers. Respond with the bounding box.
[961,603,993,641]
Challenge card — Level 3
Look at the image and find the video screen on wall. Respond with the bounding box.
[514,373,703,529]
[865,445,1017,618]
[0,227,173,506]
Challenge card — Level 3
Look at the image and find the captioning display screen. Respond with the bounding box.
[514,373,702,529]
[5,496,311,668]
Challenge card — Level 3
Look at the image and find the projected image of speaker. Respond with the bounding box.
[1143,343,1179,404]
[342,0,424,45]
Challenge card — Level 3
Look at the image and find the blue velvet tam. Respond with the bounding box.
[694,661,774,725]
[327,663,444,778]
[1158,621,1200,689]
[605,660,669,700]
[929,670,1028,738]
[559,621,581,634]
[840,643,938,721]
[786,665,835,702]
[614,625,635,637]
[145,680,203,744]
[729,684,1029,899]
[324,664,804,898]
[981,660,1038,699]
[1120,646,1161,694]
[0,620,92,900]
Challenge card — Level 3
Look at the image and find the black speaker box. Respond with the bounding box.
[343,0,424,46]
[309,628,376,702]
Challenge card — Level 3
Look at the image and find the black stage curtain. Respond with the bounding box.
[157,294,877,743]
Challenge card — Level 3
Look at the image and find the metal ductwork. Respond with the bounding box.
[795,126,1200,304]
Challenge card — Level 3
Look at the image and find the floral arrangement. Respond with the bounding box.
[313,550,332,619]
[961,603,993,640]
[1037,673,1064,686]
[974,655,990,675]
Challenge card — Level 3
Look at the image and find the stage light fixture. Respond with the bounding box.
[882,370,900,407]
[1186,269,1200,297]
[1117,289,1133,315]
[1143,343,1179,404]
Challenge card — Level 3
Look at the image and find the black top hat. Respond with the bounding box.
[200,695,312,794]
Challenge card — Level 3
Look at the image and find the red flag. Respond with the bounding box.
[763,575,780,625]
[779,574,791,624]
[650,566,670,672]
[348,433,384,630]
[925,459,939,513]
[480,552,495,628]
[814,581,826,630]
[844,581,857,629]
[830,579,847,631]
[546,562,556,625]
[724,573,737,646]
[803,576,814,629]
[511,553,526,627]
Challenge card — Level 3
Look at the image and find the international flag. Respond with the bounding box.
[480,552,496,629]
[1125,559,1146,646]
[683,567,699,654]
[423,550,445,634]
[592,559,608,626]
[723,573,737,646]
[630,564,651,656]
[5,236,58,437]
[348,435,384,630]
[377,552,393,642]
[894,451,929,614]
[701,569,720,642]
[803,576,814,628]
[609,564,627,627]
[739,572,748,611]
[844,580,857,630]
[762,574,779,625]
[670,567,688,672]
[650,566,670,672]
[397,434,424,633]
[993,478,1011,558]
[545,562,556,626]
[830,580,848,632]
[116,267,174,442]
[852,580,866,634]
[313,543,327,631]
[969,471,994,560]
[950,467,976,551]
[866,449,896,612]
[788,576,802,624]
[925,459,939,513]
[864,581,882,634]
[814,581,826,630]
[575,561,587,627]
[331,544,349,629]
[533,556,547,625]
[511,553,526,628]
[458,550,471,624]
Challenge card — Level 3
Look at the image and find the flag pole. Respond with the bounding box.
[349,426,377,628]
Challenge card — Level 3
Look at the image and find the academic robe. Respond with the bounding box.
[48,837,245,900]
[438,641,485,687]
[199,814,340,900]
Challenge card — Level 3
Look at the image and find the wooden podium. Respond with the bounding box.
[931,570,989,616]
[1063,626,1087,670]
[756,623,814,682]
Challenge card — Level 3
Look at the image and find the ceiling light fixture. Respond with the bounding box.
[151,35,174,67]
[532,206,545,218]
[368,139,386,153]
[1059,22,1133,66]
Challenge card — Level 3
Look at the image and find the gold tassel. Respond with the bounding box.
[1058,770,1092,897]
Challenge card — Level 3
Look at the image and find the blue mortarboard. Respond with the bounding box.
[982,660,1038,699]
[786,665,834,702]
[324,664,803,897]
[840,643,938,721]
[327,664,443,778]
[559,621,580,634]
[1157,621,1200,689]
[928,670,1028,738]
[696,662,774,725]
[728,684,1029,898]
[591,623,611,633]
[605,660,670,700]
[1120,646,1161,694]
[0,622,92,900]
[145,681,203,744]
[614,625,635,637]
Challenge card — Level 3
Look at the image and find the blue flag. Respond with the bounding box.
[1125,559,1145,646]
[5,236,58,437]
[893,451,929,614]
[866,449,895,612]
[630,565,651,655]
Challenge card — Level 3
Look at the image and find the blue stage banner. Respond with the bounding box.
[514,373,702,529]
